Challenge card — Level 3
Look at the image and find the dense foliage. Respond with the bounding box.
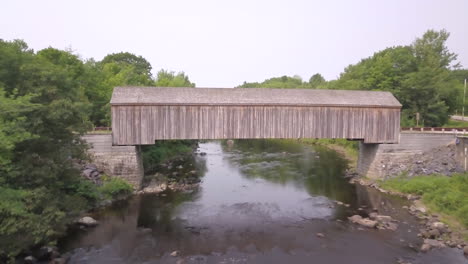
[238,30,468,127]
[238,74,327,89]
[382,174,468,228]
[0,39,196,260]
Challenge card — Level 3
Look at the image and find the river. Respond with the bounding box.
[60,140,467,264]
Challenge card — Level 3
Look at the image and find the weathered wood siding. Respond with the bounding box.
[112,105,400,145]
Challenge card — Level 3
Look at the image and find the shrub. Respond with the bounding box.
[0,187,71,259]
[98,177,133,199]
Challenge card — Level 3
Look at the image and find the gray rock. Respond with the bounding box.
[428,229,440,238]
[430,221,446,231]
[423,239,446,249]
[51,258,67,264]
[24,256,37,264]
[77,216,98,227]
[82,168,94,177]
[385,222,398,231]
[371,214,392,223]
[421,243,431,252]
[463,245,468,256]
[348,215,377,228]
[85,164,98,170]
[316,233,325,238]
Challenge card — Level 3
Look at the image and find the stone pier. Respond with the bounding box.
[357,133,456,179]
[82,134,143,189]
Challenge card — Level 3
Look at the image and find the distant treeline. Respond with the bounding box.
[238,30,468,127]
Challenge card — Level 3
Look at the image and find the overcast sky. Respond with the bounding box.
[1,0,467,87]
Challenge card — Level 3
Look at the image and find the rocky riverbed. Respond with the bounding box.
[351,177,468,256]
[381,143,463,177]
[138,152,204,195]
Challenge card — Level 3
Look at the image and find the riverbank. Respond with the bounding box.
[298,138,468,256]
[350,176,468,255]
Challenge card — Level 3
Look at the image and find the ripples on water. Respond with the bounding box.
[61,140,467,264]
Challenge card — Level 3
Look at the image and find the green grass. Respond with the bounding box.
[382,174,468,228]
[444,119,468,128]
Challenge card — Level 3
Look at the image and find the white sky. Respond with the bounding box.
[1,0,467,87]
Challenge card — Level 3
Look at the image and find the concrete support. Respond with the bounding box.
[357,142,380,179]
[455,136,468,172]
[82,134,144,189]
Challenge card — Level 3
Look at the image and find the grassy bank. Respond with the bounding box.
[443,119,468,128]
[299,138,359,167]
[381,174,468,237]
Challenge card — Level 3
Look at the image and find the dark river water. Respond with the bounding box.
[61,140,467,264]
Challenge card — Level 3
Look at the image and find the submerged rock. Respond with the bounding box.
[77,216,98,227]
[316,233,325,238]
[348,215,377,228]
[424,239,446,249]
[24,256,37,264]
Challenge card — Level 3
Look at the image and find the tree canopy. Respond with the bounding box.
[238,29,467,127]
[0,39,196,259]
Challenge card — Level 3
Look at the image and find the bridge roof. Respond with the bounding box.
[111,87,402,108]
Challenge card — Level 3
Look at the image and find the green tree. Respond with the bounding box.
[155,70,195,87]
[237,75,310,89]
[308,73,326,88]
[85,52,155,125]
[101,52,153,80]
[334,29,460,126]
[0,40,93,259]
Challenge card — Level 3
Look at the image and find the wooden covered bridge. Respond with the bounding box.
[110,87,401,146]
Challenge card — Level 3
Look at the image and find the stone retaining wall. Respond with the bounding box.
[82,134,143,189]
[358,133,457,179]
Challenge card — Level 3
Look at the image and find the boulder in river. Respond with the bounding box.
[424,239,446,249]
[463,245,468,256]
[77,216,98,227]
[420,243,431,252]
[348,215,378,228]
[24,256,37,264]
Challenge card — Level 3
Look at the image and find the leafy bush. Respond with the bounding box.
[142,140,197,173]
[98,177,133,199]
[68,179,100,203]
[382,174,468,227]
[0,187,78,259]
